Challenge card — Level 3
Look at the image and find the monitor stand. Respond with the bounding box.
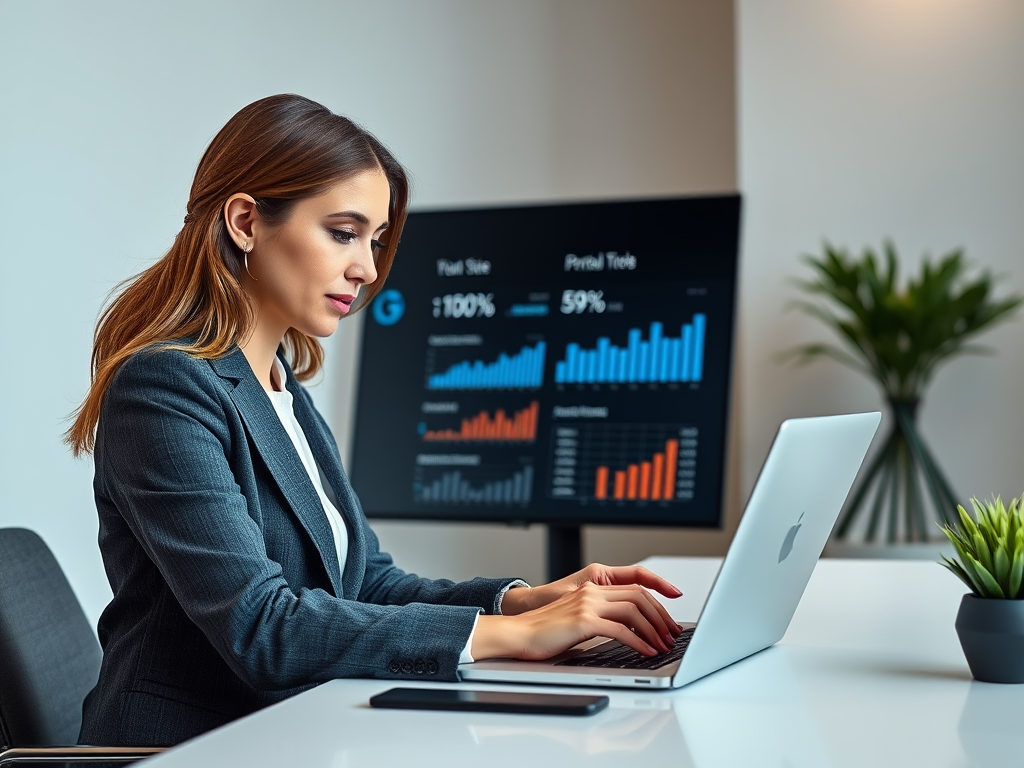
[546,524,583,581]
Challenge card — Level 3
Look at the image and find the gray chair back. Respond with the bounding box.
[0,528,102,748]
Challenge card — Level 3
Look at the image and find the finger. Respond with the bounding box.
[635,587,684,641]
[605,566,683,598]
[587,584,683,637]
[591,617,659,657]
[624,590,678,647]
[598,601,670,654]
[640,588,684,638]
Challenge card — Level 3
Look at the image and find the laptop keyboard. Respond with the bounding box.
[556,627,695,670]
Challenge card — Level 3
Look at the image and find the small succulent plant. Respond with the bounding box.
[940,496,1024,599]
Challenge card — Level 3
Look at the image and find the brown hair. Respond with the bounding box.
[67,94,409,455]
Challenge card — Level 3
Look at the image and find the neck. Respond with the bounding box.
[239,319,288,391]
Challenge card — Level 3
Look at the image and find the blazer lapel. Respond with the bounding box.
[208,350,344,596]
[283,366,367,601]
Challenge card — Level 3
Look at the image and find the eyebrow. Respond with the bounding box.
[326,211,389,231]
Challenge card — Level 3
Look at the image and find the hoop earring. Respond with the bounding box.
[242,242,257,281]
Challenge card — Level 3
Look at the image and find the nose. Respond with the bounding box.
[349,240,379,285]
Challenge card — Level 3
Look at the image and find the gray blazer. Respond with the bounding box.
[79,345,518,746]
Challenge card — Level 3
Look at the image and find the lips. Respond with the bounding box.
[327,294,356,314]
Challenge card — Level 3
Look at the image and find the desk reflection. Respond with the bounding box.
[326,704,688,768]
[958,681,1024,768]
[324,647,830,768]
[673,646,834,768]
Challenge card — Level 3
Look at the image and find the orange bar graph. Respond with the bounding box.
[663,439,678,500]
[593,439,680,502]
[423,402,538,442]
[613,471,626,499]
[639,462,652,500]
[651,453,664,500]
[595,467,609,500]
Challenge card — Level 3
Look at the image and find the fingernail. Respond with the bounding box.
[664,633,674,645]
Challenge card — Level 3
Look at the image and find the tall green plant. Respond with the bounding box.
[787,242,1022,400]
[785,242,1022,543]
[941,496,1024,599]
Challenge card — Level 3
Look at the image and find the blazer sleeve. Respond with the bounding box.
[95,349,503,689]
[355,521,520,615]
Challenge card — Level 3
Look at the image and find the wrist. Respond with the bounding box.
[471,615,525,660]
[499,585,533,616]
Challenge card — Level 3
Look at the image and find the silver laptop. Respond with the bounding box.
[459,411,881,690]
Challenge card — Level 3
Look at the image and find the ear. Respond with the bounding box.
[223,194,258,249]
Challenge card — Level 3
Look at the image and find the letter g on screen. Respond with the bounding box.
[373,289,406,326]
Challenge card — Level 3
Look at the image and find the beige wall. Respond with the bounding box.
[736,0,1024,536]
[7,0,1019,624]
[0,0,739,622]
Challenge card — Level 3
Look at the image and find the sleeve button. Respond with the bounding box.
[427,660,439,674]
[401,660,414,674]
[387,660,401,674]
[413,659,425,674]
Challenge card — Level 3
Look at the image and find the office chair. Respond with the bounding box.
[0,528,164,766]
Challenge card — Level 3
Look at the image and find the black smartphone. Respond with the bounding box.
[369,687,609,716]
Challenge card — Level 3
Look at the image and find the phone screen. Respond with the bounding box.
[369,687,609,716]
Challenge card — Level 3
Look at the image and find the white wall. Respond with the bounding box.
[736,1,1024,526]
[0,0,737,626]
[11,0,1015,631]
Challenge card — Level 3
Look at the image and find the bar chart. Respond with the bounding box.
[422,402,539,442]
[554,315,706,385]
[427,342,547,389]
[416,465,534,505]
[594,438,679,501]
[549,424,698,503]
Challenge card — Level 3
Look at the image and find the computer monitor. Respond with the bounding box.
[349,195,741,572]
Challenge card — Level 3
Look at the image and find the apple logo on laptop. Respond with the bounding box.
[778,512,804,563]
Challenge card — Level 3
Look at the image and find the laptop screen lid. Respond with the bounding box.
[672,411,880,687]
[457,412,879,690]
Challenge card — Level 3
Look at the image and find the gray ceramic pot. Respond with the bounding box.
[955,594,1024,683]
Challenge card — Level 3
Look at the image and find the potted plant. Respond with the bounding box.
[786,242,1022,543]
[940,496,1024,683]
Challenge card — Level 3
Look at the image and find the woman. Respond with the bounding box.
[68,94,683,747]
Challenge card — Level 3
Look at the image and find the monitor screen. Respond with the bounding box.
[349,195,741,527]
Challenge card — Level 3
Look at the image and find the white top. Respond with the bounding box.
[264,357,478,662]
[266,357,349,575]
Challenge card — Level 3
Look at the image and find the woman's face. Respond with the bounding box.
[248,169,390,339]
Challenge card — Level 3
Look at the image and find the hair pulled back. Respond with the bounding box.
[67,94,409,455]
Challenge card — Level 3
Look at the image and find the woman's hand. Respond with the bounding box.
[472,564,684,662]
[500,563,682,616]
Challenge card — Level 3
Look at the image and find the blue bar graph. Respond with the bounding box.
[418,466,534,505]
[555,316,706,385]
[428,342,546,389]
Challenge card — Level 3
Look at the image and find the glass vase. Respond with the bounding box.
[834,398,959,542]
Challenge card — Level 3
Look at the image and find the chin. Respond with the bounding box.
[307,317,342,338]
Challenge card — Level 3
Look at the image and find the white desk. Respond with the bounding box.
[145,556,1024,768]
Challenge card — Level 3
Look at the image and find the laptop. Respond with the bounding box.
[459,411,881,690]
